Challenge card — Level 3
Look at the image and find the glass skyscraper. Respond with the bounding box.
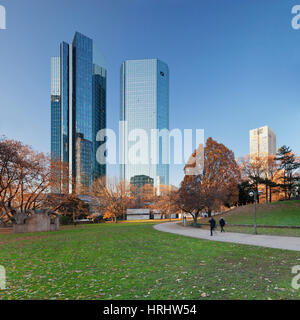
[51,32,106,194]
[120,59,169,188]
[51,57,61,161]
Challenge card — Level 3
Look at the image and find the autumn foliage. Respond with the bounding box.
[238,146,300,204]
[91,177,136,223]
[0,137,69,224]
[178,138,241,222]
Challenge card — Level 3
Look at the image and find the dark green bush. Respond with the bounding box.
[59,215,73,225]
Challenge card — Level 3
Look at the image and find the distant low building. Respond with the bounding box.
[126,208,179,221]
[126,209,151,220]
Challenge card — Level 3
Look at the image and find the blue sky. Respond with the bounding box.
[0,0,299,186]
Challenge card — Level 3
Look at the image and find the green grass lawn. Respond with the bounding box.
[199,200,300,237]
[0,222,300,300]
[222,200,300,226]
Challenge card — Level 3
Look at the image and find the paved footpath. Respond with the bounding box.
[154,222,300,252]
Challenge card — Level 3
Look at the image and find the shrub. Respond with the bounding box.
[59,215,73,225]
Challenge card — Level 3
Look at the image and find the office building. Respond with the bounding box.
[51,32,106,193]
[120,59,169,188]
[250,126,277,158]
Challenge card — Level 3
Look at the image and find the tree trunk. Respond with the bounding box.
[284,175,287,200]
[208,209,212,218]
[73,210,76,227]
[269,186,272,203]
[193,213,198,225]
[265,184,268,204]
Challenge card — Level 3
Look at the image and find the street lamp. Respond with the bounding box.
[249,189,262,234]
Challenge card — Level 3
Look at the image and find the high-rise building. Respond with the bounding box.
[51,32,106,194]
[120,59,169,188]
[249,126,277,158]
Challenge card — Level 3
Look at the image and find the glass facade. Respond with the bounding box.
[75,133,92,190]
[51,32,106,194]
[72,32,93,142]
[72,32,93,192]
[120,59,169,187]
[60,42,70,164]
[156,60,170,185]
[92,64,107,180]
[51,57,61,160]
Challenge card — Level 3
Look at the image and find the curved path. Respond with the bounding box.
[154,222,300,252]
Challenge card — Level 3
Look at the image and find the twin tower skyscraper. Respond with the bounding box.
[51,32,106,194]
[51,32,169,194]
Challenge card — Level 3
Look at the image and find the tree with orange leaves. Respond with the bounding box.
[239,155,266,203]
[91,177,136,223]
[0,137,68,224]
[264,154,279,203]
[179,138,240,221]
[149,185,179,219]
[177,175,205,223]
[133,183,154,208]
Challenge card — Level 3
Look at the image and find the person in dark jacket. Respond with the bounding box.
[209,217,216,236]
[219,217,226,232]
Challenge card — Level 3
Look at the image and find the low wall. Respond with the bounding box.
[14,214,59,234]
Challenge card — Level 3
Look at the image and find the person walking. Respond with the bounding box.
[219,217,226,232]
[209,217,216,236]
